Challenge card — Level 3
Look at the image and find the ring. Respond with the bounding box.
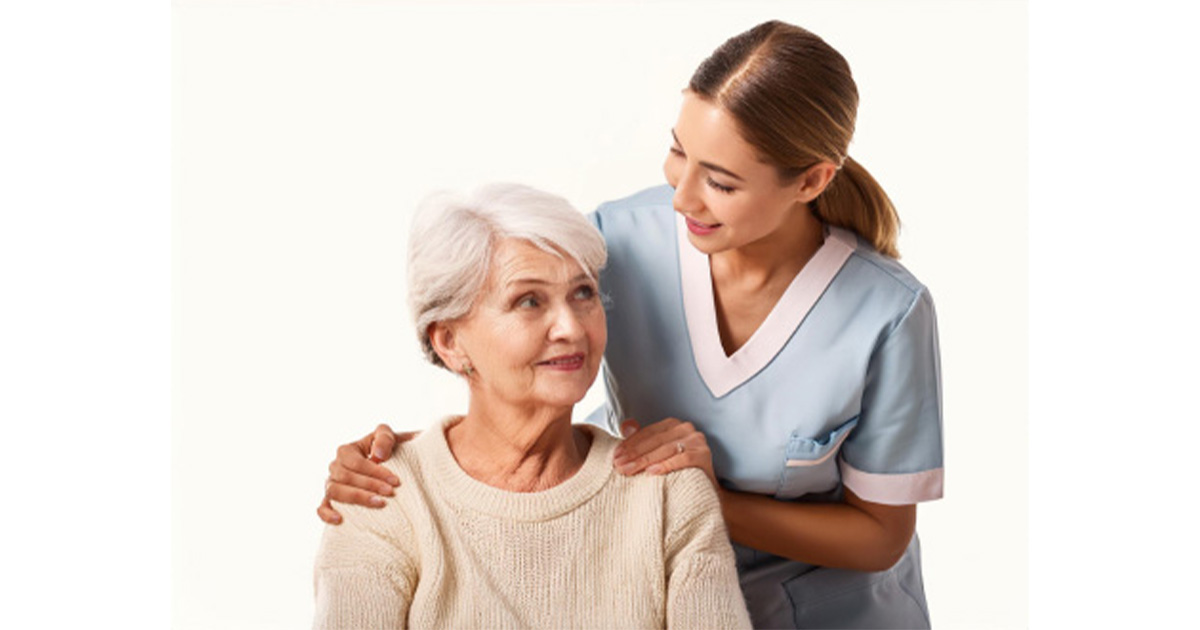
[676,442,685,455]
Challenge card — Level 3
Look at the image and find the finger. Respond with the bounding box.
[326,480,388,508]
[369,424,398,462]
[612,420,641,459]
[644,449,712,477]
[317,498,343,525]
[614,420,691,465]
[337,443,401,486]
[329,464,395,496]
[644,451,692,475]
[619,429,700,475]
[646,432,711,472]
[613,418,680,459]
[616,438,689,475]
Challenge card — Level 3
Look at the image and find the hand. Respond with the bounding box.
[611,417,717,488]
[316,423,417,524]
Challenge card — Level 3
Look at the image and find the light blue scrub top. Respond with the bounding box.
[585,185,943,629]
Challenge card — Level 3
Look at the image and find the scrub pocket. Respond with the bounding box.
[776,416,859,500]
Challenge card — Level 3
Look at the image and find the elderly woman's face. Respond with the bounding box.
[449,239,606,410]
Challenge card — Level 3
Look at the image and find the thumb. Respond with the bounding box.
[619,419,641,438]
[370,423,397,462]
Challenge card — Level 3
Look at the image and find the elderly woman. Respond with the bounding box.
[312,183,750,629]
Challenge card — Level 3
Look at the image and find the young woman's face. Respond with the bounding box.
[445,239,606,412]
[662,93,806,255]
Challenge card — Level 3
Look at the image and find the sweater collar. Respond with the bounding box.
[416,416,618,522]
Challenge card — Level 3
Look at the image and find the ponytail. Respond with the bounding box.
[814,156,900,258]
[688,21,901,257]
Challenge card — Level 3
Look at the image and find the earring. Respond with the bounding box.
[461,362,474,377]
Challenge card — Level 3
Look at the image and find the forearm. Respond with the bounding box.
[718,488,914,572]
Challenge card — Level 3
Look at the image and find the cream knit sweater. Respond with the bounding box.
[313,417,751,629]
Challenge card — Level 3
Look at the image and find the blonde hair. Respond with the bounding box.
[688,21,901,257]
[407,183,607,368]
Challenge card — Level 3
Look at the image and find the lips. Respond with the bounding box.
[685,216,722,235]
[537,353,585,371]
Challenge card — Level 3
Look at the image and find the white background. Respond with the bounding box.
[4,1,1198,629]
[171,2,1025,628]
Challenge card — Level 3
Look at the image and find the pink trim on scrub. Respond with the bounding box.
[839,459,944,505]
[677,217,858,399]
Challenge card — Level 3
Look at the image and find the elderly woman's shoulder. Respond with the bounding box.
[662,468,721,509]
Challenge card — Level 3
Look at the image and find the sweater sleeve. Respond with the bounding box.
[663,469,752,630]
[312,492,419,630]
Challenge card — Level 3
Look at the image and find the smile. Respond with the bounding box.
[536,353,586,371]
[685,216,722,235]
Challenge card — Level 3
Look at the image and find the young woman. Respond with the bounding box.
[320,21,942,629]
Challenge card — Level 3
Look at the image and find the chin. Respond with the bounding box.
[536,386,591,409]
[686,232,728,255]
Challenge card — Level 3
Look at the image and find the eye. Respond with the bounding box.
[516,295,540,309]
[573,284,597,300]
[706,177,735,194]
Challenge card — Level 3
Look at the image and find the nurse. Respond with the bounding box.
[319,20,942,629]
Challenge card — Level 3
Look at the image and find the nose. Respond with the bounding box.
[548,301,585,342]
[672,165,704,216]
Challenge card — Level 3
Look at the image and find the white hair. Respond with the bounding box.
[408,183,607,369]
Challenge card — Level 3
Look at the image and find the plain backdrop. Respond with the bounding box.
[171,1,1026,628]
[8,1,1200,629]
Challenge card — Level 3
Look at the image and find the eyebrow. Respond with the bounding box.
[504,273,592,288]
[671,129,746,182]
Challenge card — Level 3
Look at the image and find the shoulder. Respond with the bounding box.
[594,184,674,216]
[831,228,937,326]
[664,468,719,502]
[839,229,929,297]
[591,185,675,240]
[662,468,722,524]
[324,420,447,539]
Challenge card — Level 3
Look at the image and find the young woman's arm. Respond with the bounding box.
[719,486,915,572]
[611,418,917,572]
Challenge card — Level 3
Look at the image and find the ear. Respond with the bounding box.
[793,162,840,204]
[428,322,468,371]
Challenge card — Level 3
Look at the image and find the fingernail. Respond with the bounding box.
[612,455,626,466]
[620,425,636,438]
[646,465,663,475]
[330,515,341,524]
[388,476,400,486]
[369,495,385,506]
[618,463,637,475]
[373,448,388,461]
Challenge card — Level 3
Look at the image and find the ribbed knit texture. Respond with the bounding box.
[313,417,751,629]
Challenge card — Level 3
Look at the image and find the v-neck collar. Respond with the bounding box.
[677,214,858,399]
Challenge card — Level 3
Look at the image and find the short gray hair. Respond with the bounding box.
[408,183,607,369]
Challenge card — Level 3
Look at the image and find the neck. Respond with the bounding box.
[711,204,825,287]
[446,397,589,492]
